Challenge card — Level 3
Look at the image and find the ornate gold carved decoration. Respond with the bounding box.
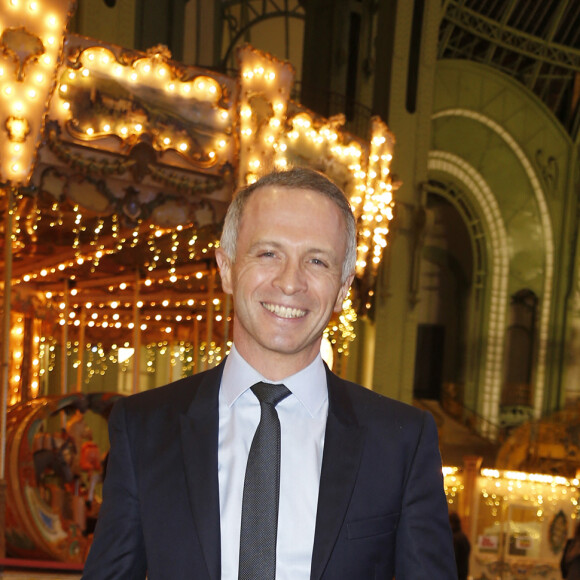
[0,26,45,81]
[5,115,30,142]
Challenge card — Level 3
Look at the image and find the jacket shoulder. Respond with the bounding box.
[118,364,223,414]
[327,370,428,429]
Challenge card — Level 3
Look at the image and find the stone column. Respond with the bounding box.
[461,455,483,539]
[370,0,442,401]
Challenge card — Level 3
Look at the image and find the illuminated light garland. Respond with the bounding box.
[443,467,580,520]
[0,0,75,185]
[67,340,224,384]
[52,42,234,168]
[324,293,357,355]
[237,44,294,186]
[480,468,578,486]
[9,315,24,404]
[10,217,185,284]
[443,467,465,507]
[355,117,396,280]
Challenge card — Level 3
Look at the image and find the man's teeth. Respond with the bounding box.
[262,303,306,318]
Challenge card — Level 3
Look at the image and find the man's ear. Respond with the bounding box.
[215,248,233,294]
[333,273,355,313]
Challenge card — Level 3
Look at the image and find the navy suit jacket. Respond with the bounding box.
[82,363,457,579]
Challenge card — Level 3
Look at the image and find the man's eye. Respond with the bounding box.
[259,251,276,258]
[311,258,327,267]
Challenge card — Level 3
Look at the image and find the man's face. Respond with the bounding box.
[216,185,353,379]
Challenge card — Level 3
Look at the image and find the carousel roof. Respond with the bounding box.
[0,26,395,360]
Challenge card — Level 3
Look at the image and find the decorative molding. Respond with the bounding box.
[535,149,559,197]
[433,108,554,418]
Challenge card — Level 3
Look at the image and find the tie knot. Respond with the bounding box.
[251,382,291,407]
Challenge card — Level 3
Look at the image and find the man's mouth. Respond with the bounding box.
[262,302,307,319]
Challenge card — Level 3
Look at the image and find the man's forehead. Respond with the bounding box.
[249,184,311,199]
[243,184,344,214]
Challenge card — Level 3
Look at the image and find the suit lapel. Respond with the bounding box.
[310,369,366,580]
[179,364,224,580]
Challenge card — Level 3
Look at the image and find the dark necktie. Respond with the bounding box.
[238,382,291,580]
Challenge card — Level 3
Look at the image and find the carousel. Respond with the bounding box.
[0,0,397,564]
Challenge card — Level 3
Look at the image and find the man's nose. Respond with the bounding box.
[273,259,307,294]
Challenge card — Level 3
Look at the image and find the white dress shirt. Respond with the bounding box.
[218,345,329,579]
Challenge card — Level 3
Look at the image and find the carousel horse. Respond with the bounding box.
[33,432,76,487]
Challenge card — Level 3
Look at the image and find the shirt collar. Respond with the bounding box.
[221,345,328,417]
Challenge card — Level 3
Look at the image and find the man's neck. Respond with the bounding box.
[232,343,320,382]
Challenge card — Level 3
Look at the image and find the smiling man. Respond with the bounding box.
[216,174,353,381]
[82,168,457,580]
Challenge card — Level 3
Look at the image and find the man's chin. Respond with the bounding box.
[260,338,322,360]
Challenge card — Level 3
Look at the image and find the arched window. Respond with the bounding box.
[500,289,537,425]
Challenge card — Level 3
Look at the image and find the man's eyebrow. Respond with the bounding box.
[307,248,341,263]
[247,241,339,261]
[247,240,283,251]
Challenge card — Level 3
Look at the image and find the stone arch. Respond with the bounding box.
[428,151,509,435]
[431,109,553,419]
